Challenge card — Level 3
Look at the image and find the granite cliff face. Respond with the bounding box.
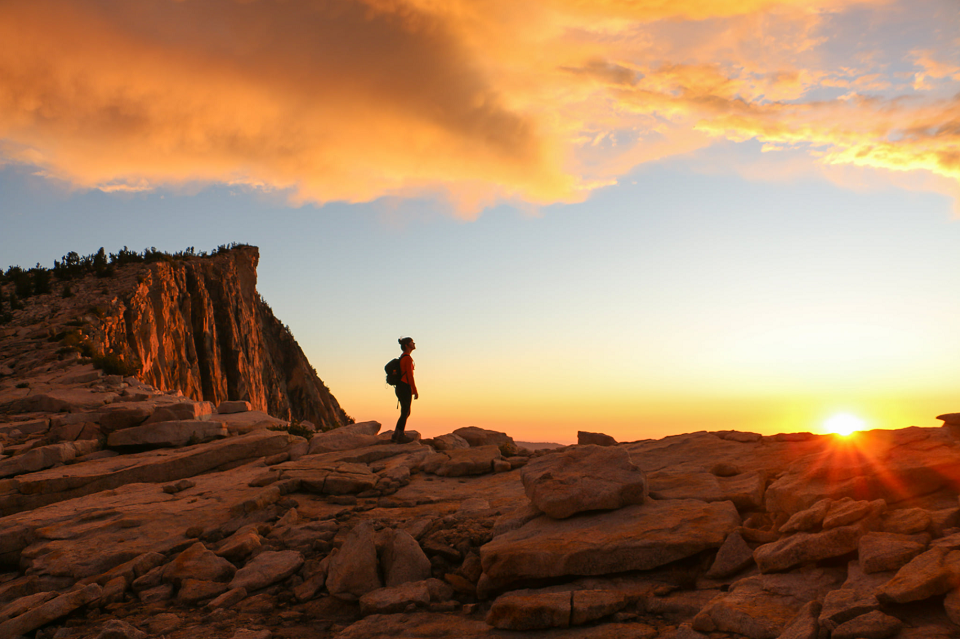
[10,246,350,429]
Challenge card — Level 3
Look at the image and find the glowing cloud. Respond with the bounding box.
[0,0,956,214]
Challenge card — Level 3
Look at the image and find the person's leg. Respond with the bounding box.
[393,384,412,442]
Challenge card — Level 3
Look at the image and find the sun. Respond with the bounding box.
[823,413,866,437]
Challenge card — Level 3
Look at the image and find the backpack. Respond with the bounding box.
[385,355,406,386]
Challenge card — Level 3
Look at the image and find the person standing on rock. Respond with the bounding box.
[393,337,418,443]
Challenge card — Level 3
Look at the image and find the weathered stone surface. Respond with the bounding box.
[692,569,841,639]
[944,588,960,625]
[453,426,514,448]
[764,428,955,516]
[99,406,152,433]
[1,429,294,516]
[706,530,754,578]
[486,589,571,630]
[780,499,831,534]
[876,546,960,603]
[481,499,740,587]
[279,459,379,495]
[0,583,101,638]
[162,542,236,585]
[0,591,57,623]
[107,419,228,448]
[753,523,864,573]
[95,619,147,639]
[0,440,99,478]
[431,434,470,451]
[217,400,252,414]
[818,588,880,635]
[381,528,431,587]
[577,431,617,446]
[571,589,628,625]
[776,600,820,639]
[145,612,181,635]
[882,508,932,535]
[823,498,884,529]
[207,587,247,610]
[858,532,926,574]
[230,550,303,592]
[335,612,493,639]
[718,471,765,510]
[521,445,646,519]
[294,559,329,602]
[422,445,502,477]
[177,578,229,604]
[308,430,380,454]
[831,610,902,639]
[647,470,724,502]
[359,581,431,616]
[326,521,382,598]
[143,401,215,424]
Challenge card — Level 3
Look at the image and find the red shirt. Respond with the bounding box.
[400,354,417,393]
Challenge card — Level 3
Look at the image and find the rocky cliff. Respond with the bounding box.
[41,246,349,429]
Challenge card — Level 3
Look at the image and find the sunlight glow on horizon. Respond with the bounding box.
[822,413,867,437]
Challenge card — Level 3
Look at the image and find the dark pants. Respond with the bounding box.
[394,382,412,439]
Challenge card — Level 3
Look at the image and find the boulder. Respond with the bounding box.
[453,426,514,448]
[858,532,926,574]
[571,590,628,625]
[764,429,955,516]
[108,420,228,448]
[486,589,571,630]
[706,530,755,578]
[823,498,884,529]
[753,524,865,573]
[647,470,724,502]
[1,430,294,516]
[230,550,304,592]
[577,431,617,446]
[480,499,740,588]
[279,461,379,495]
[831,610,902,639]
[520,445,646,519]
[308,430,381,454]
[99,407,151,433]
[217,401,252,414]
[359,581,431,616]
[818,588,880,635]
[0,440,100,478]
[95,619,147,639]
[882,508,932,535]
[339,420,382,436]
[162,542,236,585]
[780,499,832,534]
[692,569,842,639]
[177,579,229,604]
[207,587,247,610]
[876,546,960,603]
[422,445,502,477]
[380,528,431,587]
[776,600,820,639]
[145,613,181,635]
[0,583,101,638]
[431,434,470,451]
[143,401,215,424]
[945,588,960,625]
[326,521,382,598]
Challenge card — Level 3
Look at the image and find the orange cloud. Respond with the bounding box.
[0,0,955,214]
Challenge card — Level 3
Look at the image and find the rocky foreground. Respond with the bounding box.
[3,369,960,639]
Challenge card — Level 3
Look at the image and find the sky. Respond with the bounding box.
[1,0,959,444]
